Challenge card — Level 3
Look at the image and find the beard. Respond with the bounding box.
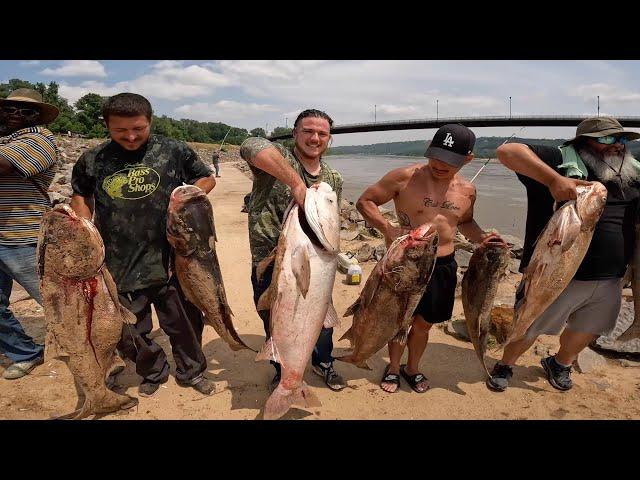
[578,146,640,189]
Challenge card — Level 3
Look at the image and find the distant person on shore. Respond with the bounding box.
[357,124,505,393]
[70,93,218,397]
[239,108,347,392]
[212,150,221,177]
[0,88,59,379]
[487,117,640,392]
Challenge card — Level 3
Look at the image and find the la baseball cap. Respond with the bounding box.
[424,123,476,168]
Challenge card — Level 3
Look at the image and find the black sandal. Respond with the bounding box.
[400,364,430,393]
[380,364,400,393]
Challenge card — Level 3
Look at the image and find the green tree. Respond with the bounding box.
[75,93,106,137]
[250,127,267,138]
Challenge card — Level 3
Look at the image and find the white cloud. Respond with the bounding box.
[570,83,640,104]
[41,60,107,78]
[59,81,125,105]
[20,60,41,66]
[175,100,278,122]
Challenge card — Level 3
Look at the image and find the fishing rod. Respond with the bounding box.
[218,126,233,151]
[470,126,526,183]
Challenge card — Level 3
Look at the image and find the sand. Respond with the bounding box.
[1,165,639,420]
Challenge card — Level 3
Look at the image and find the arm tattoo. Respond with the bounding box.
[397,211,412,227]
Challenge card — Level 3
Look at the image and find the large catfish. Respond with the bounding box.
[255,182,340,420]
[38,205,138,419]
[336,223,438,369]
[461,241,510,376]
[507,182,607,344]
[617,222,640,341]
[167,185,252,351]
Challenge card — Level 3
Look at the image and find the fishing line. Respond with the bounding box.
[470,127,526,183]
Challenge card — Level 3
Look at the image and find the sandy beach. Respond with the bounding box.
[1,163,640,420]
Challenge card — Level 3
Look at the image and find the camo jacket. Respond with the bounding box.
[240,137,342,266]
[71,135,211,292]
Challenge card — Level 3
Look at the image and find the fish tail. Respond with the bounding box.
[334,354,371,370]
[263,381,321,420]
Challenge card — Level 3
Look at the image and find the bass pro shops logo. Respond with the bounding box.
[442,133,454,148]
[102,165,160,200]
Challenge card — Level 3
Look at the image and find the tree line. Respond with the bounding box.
[0,78,272,145]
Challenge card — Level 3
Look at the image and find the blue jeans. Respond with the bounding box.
[0,243,44,363]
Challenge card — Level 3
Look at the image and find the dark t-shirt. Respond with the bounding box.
[71,135,211,292]
[518,144,639,280]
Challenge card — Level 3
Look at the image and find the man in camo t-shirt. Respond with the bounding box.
[240,109,346,392]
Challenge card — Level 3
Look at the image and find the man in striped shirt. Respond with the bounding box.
[0,88,59,379]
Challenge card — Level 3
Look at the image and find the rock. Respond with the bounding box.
[348,209,364,223]
[340,228,360,241]
[373,244,386,261]
[590,379,611,391]
[50,192,69,205]
[445,318,470,342]
[508,258,521,274]
[595,300,640,354]
[454,232,474,253]
[356,243,373,263]
[618,359,640,368]
[340,220,351,230]
[534,343,550,357]
[500,234,524,259]
[366,227,384,239]
[455,272,464,298]
[454,249,472,269]
[575,348,607,374]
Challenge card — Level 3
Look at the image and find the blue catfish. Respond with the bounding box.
[38,205,138,419]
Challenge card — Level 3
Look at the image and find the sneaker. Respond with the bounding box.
[312,362,346,391]
[2,356,44,380]
[191,378,216,396]
[486,362,513,392]
[541,356,573,391]
[138,381,161,397]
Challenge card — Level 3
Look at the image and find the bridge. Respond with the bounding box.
[268,115,640,140]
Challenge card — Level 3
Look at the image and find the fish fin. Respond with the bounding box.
[335,354,371,370]
[256,285,273,312]
[391,326,410,345]
[263,382,321,420]
[291,245,311,298]
[343,298,361,317]
[323,301,340,328]
[256,248,277,283]
[255,338,281,364]
[338,326,354,344]
[548,205,580,253]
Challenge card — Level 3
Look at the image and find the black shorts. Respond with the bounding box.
[412,253,458,324]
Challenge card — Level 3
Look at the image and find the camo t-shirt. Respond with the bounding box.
[240,137,343,266]
[71,135,211,292]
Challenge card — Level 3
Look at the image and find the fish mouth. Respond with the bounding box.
[303,183,340,254]
[170,185,206,206]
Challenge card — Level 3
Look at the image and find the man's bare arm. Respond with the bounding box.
[251,147,307,207]
[194,175,216,194]
[496,143,590,202]
[70,194,94,221]
[357,168,411,246]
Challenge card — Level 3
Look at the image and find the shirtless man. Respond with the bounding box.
[357,124,505,393]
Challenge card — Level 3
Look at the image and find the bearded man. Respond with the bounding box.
[486,117,640,392]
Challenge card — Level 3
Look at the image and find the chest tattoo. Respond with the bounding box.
[423,196,460,211]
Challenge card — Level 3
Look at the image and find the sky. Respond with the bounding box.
[3,60,640,146]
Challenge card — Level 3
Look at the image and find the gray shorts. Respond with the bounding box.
[516,278,623,340]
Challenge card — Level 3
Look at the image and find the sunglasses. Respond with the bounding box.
[596,135,627,145]
[1,106,39,117]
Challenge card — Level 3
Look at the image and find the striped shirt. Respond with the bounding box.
[0,126,58,245]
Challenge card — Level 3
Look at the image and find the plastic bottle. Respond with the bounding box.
[346,264,363,285]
